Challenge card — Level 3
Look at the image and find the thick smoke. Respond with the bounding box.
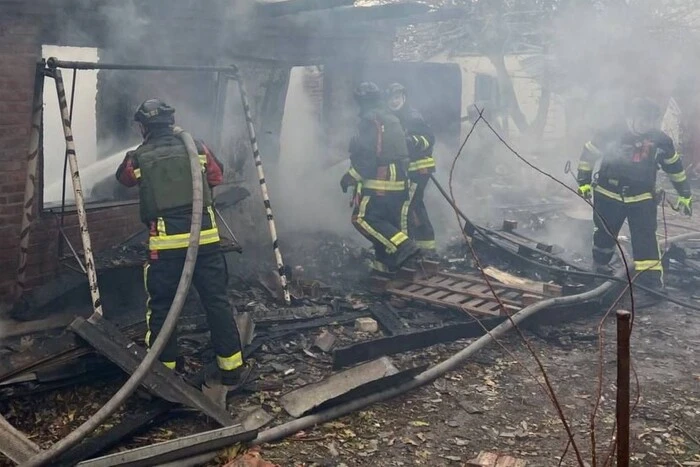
[268,67,359,238]
[41,0,700,260]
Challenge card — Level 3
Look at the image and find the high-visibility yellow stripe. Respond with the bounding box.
[348,167,363,182]
[662,152,680,165]
[162,361,177,370]
[134,168,142,179]
[389,231,409,246]
[355,196,397,253]
[362,179,406,191]
[389,163,397,182]
[577,161,592,171]
[585,141,602,155]
[418,136,430,149]
[416,240,436,250]
[408,157,436,172]
[217,351,243,371]
[401,182,418,233]
[594,186,653,203]
[208,206,217,230]
[149,227,220,250]
[157,217,167,236]
[634,260,663,271]
[668,171,687,183]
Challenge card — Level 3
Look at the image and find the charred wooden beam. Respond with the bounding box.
[370,303,406,336]
[70,316,236,426]
[332,319,503,369]
[55,400,174,467]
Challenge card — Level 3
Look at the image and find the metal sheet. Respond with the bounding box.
[280,357,398,418]
[77,425,256,467]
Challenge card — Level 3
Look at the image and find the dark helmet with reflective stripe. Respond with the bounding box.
[134,98,175,126]
[626,97,661,120]
[353,82,381,103]
[385,82,406,98]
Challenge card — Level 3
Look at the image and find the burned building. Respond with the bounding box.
[0,0,466,307]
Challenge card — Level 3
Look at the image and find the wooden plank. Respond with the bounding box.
[481,267,546,295]
[55,400,175,467]
[70,316,236,427]
[332,319,503,369]
[0,321,144,384]
[411,279,523,307]
[0,414,41,463]
[388,289,504,317]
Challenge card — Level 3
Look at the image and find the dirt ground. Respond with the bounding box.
[257,299,700,467]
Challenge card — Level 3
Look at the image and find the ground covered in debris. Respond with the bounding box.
[1,227,699,466]
[255,303,700,467]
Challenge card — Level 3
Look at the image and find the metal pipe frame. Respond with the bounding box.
[46,58,239,74]
[40,57,290,302]
[231,72,292,305]
[48,66,104,316]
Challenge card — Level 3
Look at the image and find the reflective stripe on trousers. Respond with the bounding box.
[217,351,243,371]
[354,196,408,254]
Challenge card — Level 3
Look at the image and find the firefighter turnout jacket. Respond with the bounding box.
[395,106,436,177]
[577,124,691,203]
[345,107,410,192]
[116,127,223,259]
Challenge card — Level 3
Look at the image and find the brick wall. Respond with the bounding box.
[0,14,42,298]
[0,1,397,302]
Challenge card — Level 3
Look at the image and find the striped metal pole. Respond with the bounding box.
[232,70,291,305]
[14,63,46,301]
[49,66,103,316]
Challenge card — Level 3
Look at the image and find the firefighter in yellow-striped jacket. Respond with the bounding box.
[340,82,421,274]
[116,98,248,386]
[576,97,692,304]
[385,83,437,253]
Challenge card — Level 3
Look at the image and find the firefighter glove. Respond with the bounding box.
[674,196,692,216]
[340,172,355,193]
[577,184,592,200]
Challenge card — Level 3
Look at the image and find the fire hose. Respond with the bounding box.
[21,125,204,466]
[251,231,700,447]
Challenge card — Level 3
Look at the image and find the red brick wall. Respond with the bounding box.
[0,1,397,302]
[0,14,42,299]
[0,14,143,300]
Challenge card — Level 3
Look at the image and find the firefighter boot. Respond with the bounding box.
[392,240,421,270]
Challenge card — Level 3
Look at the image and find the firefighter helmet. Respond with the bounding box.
[385,82,406,98]
[134,98,175,126]
[353,82,381,103]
